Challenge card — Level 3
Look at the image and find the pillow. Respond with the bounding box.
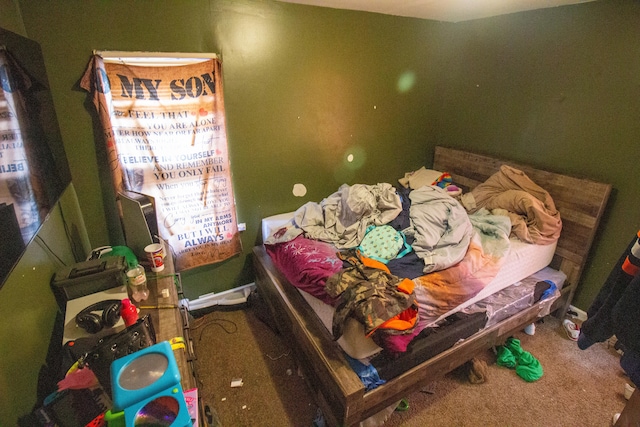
[398,167,444,190]
[265,236,341,305]
[261,212,295,242]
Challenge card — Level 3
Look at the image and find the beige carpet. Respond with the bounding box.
[192,306,631,427]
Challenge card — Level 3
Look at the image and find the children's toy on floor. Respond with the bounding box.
[104,341,192,427]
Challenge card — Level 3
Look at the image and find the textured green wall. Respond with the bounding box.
[0,184,90,423]
[0,0,25,35]
[18,0,443,300]
[4,0,640,422]
[1,2,92,423]
[10,0,639,296]
[433,1,640,308]
[16,0,640,307]
[20,0,640,308]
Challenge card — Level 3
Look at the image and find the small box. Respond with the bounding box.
[51,256,127,310]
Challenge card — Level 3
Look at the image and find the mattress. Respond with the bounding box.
[261,212,557,360]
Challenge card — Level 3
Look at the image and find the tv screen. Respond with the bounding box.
[0,28,72,288]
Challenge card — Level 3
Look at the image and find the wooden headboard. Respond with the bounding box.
[433,146,611,315]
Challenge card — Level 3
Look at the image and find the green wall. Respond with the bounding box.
[1,1,92,423]
[432,1,640,308]
[0,0,25,35]
[16,0,640,306]
[2,0,640,422]
[17,0,444,300]
[0,184,90,423]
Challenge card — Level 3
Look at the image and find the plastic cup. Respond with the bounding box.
[144,243,165,272]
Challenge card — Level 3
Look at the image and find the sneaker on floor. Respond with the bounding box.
[563,319,580,341]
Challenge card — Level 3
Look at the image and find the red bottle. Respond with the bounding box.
[120,298,138,327]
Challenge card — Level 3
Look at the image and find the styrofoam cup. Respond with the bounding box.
[144,243,165,272]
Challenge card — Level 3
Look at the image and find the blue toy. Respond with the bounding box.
[108,341,191,427]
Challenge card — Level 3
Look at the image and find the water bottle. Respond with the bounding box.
[126,264,149,302]
[120,298,138,327]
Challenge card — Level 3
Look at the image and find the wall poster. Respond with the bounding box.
[81,54,242,271]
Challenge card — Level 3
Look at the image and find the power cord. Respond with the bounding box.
[34,235,67,267]
[192,317,238,341]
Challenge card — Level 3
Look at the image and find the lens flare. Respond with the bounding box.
[397,71,416,93]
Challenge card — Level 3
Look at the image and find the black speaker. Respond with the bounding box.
[75,299,122,334]
[118,191,158,260]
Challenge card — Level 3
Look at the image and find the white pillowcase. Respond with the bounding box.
[398,167,444,190]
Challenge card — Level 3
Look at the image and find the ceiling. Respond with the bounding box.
[275,0,596,22]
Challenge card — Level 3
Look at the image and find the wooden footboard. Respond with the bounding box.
[252,245,365,425]
[253,245,561,425]
[252,146,611,426]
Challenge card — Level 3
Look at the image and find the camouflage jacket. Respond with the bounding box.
[325,249,417,340]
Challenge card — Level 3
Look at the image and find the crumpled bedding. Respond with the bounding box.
[408,186,473,273]
[460,165,562,245]
[413,209,512,322]
[265,182,402,248]
[264,167,561,356]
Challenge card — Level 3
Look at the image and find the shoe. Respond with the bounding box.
[563,319,580,341]
[524,323,536,335]
[613,412,620,425]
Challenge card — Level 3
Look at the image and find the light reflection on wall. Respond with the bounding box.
[226,17,275,66]
[334,145,366,183]
[397,71,416,93]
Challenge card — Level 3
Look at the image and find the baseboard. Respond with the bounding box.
[182,282,256,312]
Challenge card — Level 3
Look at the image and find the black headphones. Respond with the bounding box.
[75,299,122,334]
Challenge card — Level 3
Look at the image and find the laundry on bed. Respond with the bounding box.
[262,165,562,358]
[253,145,611,427]
[460,165,562,244]
[325,249,418,342]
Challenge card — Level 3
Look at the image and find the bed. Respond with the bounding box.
[252,146,611,426]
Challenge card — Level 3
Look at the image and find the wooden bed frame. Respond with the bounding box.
[252,146,611,426]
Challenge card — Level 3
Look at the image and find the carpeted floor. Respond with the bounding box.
[191,304,631,427]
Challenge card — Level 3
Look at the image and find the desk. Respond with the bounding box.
[46,246,200,426]
[138,246,197,392]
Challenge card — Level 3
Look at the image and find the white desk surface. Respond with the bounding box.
[63,285,129,345]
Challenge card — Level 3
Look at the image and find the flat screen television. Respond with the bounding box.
[0,27,72,288]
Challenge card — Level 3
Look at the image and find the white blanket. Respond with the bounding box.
[265,182,402,248]
[407,185,473,273]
